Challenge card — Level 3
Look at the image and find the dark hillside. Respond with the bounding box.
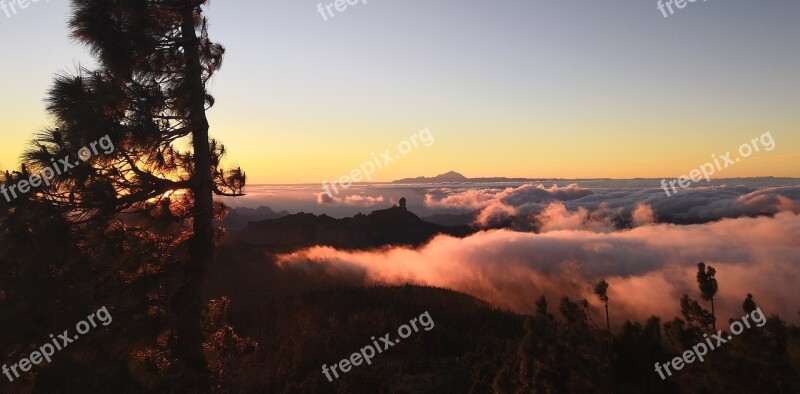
[229,205,474,252]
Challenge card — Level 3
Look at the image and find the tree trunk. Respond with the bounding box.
[604,303,610,332]
[711,298,716,330]
[173,3,214,390]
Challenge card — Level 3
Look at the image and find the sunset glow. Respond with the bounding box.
[1,1,798,183]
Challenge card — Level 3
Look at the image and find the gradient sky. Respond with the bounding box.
[1,0,798,184]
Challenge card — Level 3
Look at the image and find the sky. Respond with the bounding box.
[0,0,798,184]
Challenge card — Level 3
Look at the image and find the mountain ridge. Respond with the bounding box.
[228,203,474,252]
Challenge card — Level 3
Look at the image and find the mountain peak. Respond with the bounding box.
[440,171,467,178]
[393,171,468,184]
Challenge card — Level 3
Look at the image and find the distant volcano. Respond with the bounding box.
[392,171,539,184]
[392,171,469,183]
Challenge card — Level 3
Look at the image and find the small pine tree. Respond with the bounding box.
[697,262,719,330]
[595,280,610,332]
[742,293,757,314]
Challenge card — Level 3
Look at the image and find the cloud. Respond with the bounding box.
[536,203,619,233]
[277,212,800,325]
[632,203,656,227]
[316,193,385,207]
[425,183,593,211]
[316,192,337,204]
[425,183,595,227]
[474,200,517,227]
[646,186,800,223]
[425,182,800,227]
[343,195,385,206]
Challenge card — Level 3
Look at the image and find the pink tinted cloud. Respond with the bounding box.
[426,183,594,227]
[425,183,592,210]
[277,212,800,325]
[316,193,385,206]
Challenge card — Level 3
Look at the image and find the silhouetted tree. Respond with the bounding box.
[612,316,669,390]
[19,0,245,389]
[696,262,718,330]
[595,279,610,332]
[679,294,716,332]
[742,293,757,314]
[535,295,554,321]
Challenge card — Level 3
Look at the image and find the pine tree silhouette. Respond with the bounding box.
[595,279,611,332]
[696,262,719,330]
[19,1,245,389]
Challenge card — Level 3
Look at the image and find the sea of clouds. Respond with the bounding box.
[242,178,800,325]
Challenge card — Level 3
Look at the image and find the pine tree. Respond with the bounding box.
[696,262,719,330]
[742,293,757,314]
[21,0,245,389]
[595,279,611,332]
